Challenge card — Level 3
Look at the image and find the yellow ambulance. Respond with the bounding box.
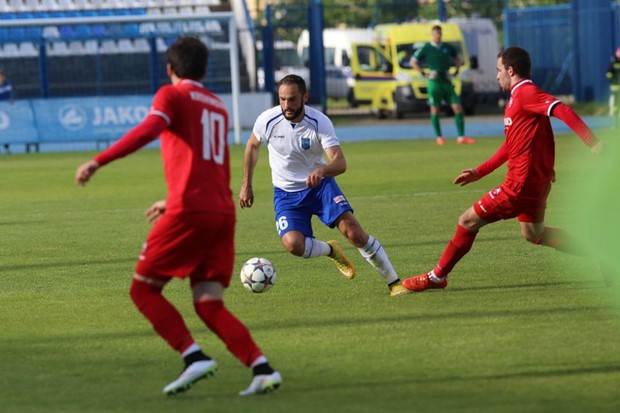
[349,22,477,118]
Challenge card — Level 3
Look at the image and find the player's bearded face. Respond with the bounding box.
[278,84,306,122]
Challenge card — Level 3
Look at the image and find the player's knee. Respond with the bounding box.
[457,215,476,230]
[281,237,304,256]
[129,278,148,308]
[194,299,223,327]
[129,277,162,309]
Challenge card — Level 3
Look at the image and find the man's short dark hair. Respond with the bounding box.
[498,47,531,79]
[277,74,307,95]
[166,36,208,80]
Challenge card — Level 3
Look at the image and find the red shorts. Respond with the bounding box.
[473,181,552,224]
[135,211,235,287]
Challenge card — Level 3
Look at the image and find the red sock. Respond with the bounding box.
[129,279,195,353]
[534,227,581,255]
[194,300,263,367]
[434,225,478,278]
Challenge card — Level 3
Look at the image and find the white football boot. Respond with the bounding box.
[163,359,218,395]
[238,371,282,396]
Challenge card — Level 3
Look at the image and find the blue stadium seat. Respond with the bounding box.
[91,24,109,37]
[59,25,76,39]
[123,23,140,36]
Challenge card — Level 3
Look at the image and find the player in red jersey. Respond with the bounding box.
[403,46,603,292]
[75,36,281,396]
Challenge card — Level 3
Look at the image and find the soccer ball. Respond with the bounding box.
[240,257,277,293]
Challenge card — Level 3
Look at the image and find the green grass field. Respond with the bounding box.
[1,133,619,413]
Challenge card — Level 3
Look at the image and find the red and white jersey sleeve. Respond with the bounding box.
[151,80,234,214]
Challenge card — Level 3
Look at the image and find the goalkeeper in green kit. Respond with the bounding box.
[411,25,475,145]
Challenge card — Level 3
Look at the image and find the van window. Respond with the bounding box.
[275,48,303,68]
[302,46,337,66]
[342,51,350,67]
[356,45,391,72]
[324,47,336,65]
[259,47,303,69]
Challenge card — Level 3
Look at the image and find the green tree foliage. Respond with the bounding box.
[258,0,572,41]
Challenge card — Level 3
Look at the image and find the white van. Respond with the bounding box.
[297,28,373,101]
[448,17,501,103]
[256,40,310,92]
[297,28,374,68]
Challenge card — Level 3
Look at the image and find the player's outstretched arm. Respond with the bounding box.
[75,160,100,186]
[454,168,481,186]
[551,102,599,149]
[145,200,166,223]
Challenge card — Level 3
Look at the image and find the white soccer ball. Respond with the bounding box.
[240,257,277,293]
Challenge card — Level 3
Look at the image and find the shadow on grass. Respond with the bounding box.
[425,363,620,383]
[0,257,137,272]
[452,279,596,292]
[4,303,614,343]
[386,234,534,249]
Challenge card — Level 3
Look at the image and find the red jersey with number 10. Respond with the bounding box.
[503,79,563,185]
[151,79,233,214]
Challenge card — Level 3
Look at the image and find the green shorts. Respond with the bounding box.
[427,79,460,107]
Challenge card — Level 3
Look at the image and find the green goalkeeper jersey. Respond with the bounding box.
[413,42,457,81]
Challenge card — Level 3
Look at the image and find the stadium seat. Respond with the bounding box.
[46,41,70,56]
[139,22,156,34]
[133,38,150,53]
[57,0,77,10]
[83,39,99,54]
[42,25,60,38]
[59,25,76,39]
[123,23,140,36]
[161,6,177,15]
[23,0,42,11]
[73,0,92,9]
[99,39,118,53]
[156,21,173,33]
[73,24,92,38]
[194,5,210,14]
[117,38,135,53]
[104,0,119,8]
[155,37,167,52]
[9,27,27,41]
[0,43,20,57]
[19,41,39,56]
[146,0,164,7]
[8,0,26,12]
[67,40,84,54]
[41,0,60,10]
[90,24,108,37]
